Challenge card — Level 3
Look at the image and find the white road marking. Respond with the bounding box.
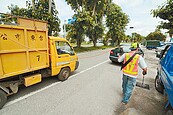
[4,60,109,107]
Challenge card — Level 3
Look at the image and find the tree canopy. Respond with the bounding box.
[65,0,111,47]
[106,3,129,46]
[65,0,129,47]
[146,30,166,41]
[7,0,60,36]
[152,0,173,36]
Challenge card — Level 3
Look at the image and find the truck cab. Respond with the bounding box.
[155,45,173,113]
[49,36,79,81]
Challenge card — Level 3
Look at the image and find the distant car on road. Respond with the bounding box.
[109,44,144,63]
[155,42,173,57]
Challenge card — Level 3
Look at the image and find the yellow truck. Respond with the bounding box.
[0,17,79,108]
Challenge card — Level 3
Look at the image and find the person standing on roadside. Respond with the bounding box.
[131,40,139,48]
[118,44,147,104]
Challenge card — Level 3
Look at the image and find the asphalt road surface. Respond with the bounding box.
[0,46,169,115]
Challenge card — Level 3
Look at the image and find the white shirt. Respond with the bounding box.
[118,52,147,78]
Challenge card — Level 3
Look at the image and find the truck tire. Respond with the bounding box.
[58,67,70,81]
[166,110,173,115]
[155,75,164,94]
[0,89,7,109]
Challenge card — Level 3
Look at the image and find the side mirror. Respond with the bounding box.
[156,53,161,58]
[70,51,75,55]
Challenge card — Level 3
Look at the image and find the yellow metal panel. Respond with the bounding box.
[0,18,49,80]
[36,31,47,49]
[0,27,26,51]
[29,51,48,69]
[0,53,27,77]
[24,74,41,87]
[0,56,3,77]
[17,18,47,30]
[27,30,47,49]
[27,30,37,49]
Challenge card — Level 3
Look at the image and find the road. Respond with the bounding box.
[0,47,168,115]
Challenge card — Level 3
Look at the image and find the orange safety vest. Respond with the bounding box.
[123,52,140,76]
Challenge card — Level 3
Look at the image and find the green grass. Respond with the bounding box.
[73,45,114,53]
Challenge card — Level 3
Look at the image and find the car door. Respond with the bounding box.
[55,41,77,72]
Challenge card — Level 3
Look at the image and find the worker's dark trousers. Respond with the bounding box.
[122,74,136,103]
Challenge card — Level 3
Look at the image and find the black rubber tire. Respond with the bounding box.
[111,60,116,63]
[166,110,173,115]
[0,89,7,109]
[58,67,70,81]
[155,75,164,94]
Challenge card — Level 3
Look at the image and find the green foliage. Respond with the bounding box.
[65,0,112,47]
[146,30,166,41]
[65,0,129,47]
[7,0,60,36]
[132,32,144,42]
[105,3,129,46]
[151,0,173,35]
[73,45,113,53]
[124,35,131,42]
[67,9,91,47]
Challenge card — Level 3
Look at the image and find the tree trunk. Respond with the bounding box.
[77,35,81,48]
[48,28,52,36]
[93,40,96,47]
[32,0,35,9]
[49,0,52,13]
[103,40,108,46]
[76,0,80,10]
[92,2,96,16]
[77,38,80,48]
[117,39,121,45]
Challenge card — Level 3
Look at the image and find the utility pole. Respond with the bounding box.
[64,20,67,39]
[130,26,134,42]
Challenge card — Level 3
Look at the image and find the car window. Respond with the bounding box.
[55,41,74,55]
[121,45,131,52]
[160,45,171,63]
[123,47,130,52]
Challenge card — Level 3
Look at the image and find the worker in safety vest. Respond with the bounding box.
[118,43,147,104]
[131,42,139,49]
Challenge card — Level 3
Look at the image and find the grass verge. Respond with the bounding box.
[73,46,114,53]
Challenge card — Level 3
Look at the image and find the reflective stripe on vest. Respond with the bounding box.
[123,52,140,76]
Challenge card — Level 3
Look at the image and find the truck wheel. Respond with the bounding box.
[0,89,7,109]
[166,110,173,115]
[58,67,70,81]
[155,75,164,94]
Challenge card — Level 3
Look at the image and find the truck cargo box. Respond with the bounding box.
[0,18,49,80]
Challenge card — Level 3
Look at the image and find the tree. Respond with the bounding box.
[152,0,173,37]
[65,0,110,47]
[132,32,144,42]
[122,35,131,43]
[85,0,108,47]
[66,1,129,47]
[7,0,60,36]
[146,30,166,41]
[106,3,129,46]
[67,9,90,47]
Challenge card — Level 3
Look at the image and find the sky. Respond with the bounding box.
[0,0,167,37]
